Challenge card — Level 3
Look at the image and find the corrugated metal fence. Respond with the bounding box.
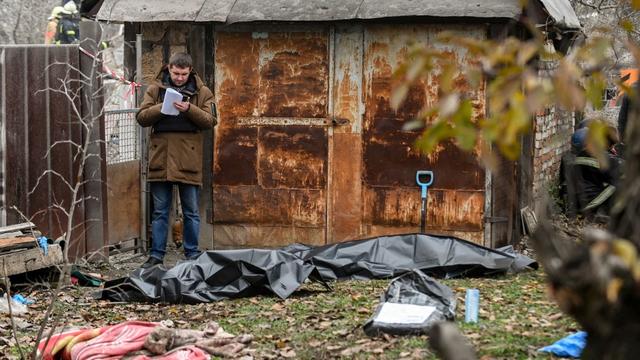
[0,44,108,260]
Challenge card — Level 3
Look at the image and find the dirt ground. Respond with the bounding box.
[0,221,588,359]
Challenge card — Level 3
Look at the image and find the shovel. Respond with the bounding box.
[416,170,434,233]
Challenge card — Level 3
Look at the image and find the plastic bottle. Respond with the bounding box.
[465,288,479,323]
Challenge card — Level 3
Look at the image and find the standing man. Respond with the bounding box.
[136,53,216,268]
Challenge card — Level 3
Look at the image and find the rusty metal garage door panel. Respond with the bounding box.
[213,28,329,248]
[362,24,487,244]
[107,161,140,245]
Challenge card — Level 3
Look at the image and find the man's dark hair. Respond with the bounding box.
[169,53,193,69]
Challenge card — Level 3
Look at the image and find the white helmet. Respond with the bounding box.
[61,1,78,15]
[49,6,65,20]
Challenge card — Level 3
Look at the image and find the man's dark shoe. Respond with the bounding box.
[141,257,163,269]
[186,252,202,261]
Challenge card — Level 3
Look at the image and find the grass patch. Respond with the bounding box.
[5,270,576,359]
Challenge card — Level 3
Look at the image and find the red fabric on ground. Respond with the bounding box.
[37,328,91,360]
[131,345,209,360]
[70,321,158,360]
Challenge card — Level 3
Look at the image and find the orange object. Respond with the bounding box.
[620,69,638,87]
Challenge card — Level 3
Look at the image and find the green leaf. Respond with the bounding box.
[439,63,457,93]
[585,120,610,167]
[390,83,409,111]
[440,94,461,117]
[406,57,427,82]
[516,42,539,66]
[453,100,476,151]
[402,119,425,131]
[415,121,454,154]
[619,19,635,34]
[585,73,607,110]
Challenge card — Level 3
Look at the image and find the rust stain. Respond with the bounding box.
[366,225,484,245]
[214,127,258,186]
[215,32,260,120]
[258,126,327,189]
[333,27,364,134]
[359,24,487,244]
[213,31,329,247]
[329,133,363,242]
[258,32,328,118]
[363,187,484,231]
[213,225,325,248]
[213,186,324,227]
[363,25,485,191]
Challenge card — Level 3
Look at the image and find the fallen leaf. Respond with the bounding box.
[280,350,296,358]
[332,329,350,336]
[271,303,285,312]
[308,340,323,347]
[340,345,364,356]
[275,339,288,349]
[318,321,331,329]
[548,313,563,321]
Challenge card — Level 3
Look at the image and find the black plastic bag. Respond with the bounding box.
[363,269,456,336]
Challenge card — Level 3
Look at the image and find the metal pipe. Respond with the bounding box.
[136,33,148,253]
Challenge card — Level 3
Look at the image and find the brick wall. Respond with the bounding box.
[532,61,575,205]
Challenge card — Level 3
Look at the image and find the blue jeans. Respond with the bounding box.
[149,182,201,260]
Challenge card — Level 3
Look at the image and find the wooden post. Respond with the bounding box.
[79,21,109,262]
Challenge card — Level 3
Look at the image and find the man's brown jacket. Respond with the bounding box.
[136,67,216,186]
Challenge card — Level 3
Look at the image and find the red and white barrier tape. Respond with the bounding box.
[79,46,141,97]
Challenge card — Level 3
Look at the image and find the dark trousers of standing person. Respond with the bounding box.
[149,182,201,260]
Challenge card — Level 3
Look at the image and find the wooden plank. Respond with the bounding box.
[3,47,28,225]
[68,46,87,260]
[0,222,36,234]
[0,236,37,251]
[48,46,74,243]
[27,46,52,233]
[0,244,63,277]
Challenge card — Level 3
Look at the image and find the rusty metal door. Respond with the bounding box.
[213,26,330,247]
[359,24,487,244]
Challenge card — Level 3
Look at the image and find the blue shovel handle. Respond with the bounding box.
[416,170,434,198]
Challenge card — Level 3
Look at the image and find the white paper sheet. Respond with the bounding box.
[160,88,183,116]
[373,303,436,324]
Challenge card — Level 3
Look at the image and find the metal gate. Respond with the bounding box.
[105,109,143,249]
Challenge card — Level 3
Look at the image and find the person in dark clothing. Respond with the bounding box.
[617,81,638,144]
[569,124,623,219]
[55,1,80,44]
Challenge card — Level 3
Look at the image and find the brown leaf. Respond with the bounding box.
[356,307,370,314]
[318,321,331,329]
[548,313,563,321]
[332,329,350,336]
[270,303,284,312]
[340,345,364,356]
[280,349,297,358]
